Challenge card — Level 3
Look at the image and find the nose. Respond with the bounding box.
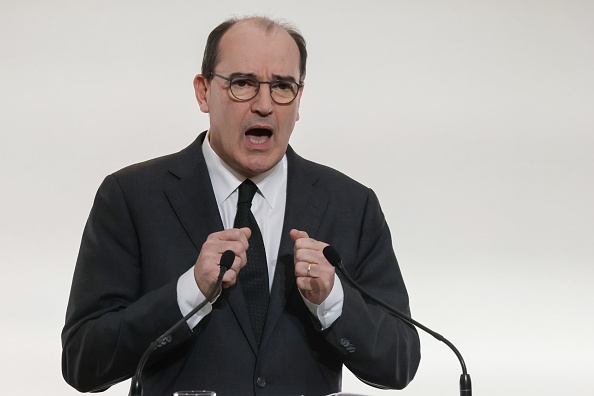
[250,84,274,116]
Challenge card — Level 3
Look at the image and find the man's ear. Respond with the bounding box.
[295,84,304,121]
[193,74,210,113]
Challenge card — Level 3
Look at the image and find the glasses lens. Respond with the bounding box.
[229,77,259,100]
[270,81,299,104]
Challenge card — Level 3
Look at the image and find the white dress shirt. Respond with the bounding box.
[177,132,343,329]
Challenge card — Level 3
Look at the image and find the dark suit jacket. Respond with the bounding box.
[62,132,420,396]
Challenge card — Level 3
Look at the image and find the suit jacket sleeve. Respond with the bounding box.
[317,187,421,389]
[61,174,193,392]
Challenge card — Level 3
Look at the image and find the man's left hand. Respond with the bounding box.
[290,229,335,305]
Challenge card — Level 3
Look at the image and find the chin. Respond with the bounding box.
[241,162,273,177]
[243,154,282,175]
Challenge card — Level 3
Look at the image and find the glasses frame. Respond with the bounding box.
[209,72,303,104]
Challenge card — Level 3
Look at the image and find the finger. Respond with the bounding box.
[230,250,247,272]
[297,261,330,279]
[221,268,239,288]
[294,247,325,264]
[293,237,329,255]
[201,236,247,261]
[295,275,314,291]
[208,228,250,246]
[238,227,251,243]
[295,261,315,278]
[217,228,251,250]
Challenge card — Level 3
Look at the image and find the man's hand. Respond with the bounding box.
[194,227,251,296]
[290,229,335,305]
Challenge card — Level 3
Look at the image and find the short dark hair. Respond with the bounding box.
[201,16,307,83]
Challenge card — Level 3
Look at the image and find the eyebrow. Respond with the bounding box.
[228,72,298,83]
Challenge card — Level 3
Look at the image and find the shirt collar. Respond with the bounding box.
[202,130,286,209]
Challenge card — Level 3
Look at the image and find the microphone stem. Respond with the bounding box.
[336,262,471,395]
[129,265,227,396]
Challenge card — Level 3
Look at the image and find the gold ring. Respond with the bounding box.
[306,263,312,277]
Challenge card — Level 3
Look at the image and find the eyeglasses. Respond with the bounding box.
[210,73,302,104]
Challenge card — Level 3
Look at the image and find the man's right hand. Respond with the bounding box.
[193,227,251,296]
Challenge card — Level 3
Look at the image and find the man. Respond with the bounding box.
[62,16,420,396]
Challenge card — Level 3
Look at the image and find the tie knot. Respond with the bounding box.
[237,179,258,205]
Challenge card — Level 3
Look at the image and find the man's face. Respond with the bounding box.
[194,21,303,178]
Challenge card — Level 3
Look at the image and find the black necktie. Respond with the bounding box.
[234,179,269,344]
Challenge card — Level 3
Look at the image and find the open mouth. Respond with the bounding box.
[245,128,273,145]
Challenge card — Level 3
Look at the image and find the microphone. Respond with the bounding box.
[129,250,235,396]
[323,246,472,396]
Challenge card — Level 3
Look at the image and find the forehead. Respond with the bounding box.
[216,21,300,78]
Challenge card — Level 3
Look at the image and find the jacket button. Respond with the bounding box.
[256,377,267,388]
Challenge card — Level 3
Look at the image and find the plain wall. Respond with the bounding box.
[1,1,593,394]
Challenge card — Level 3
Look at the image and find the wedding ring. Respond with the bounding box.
[306,263,312,277]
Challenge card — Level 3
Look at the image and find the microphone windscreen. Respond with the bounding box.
[323,245,342,266]
[220,250,235,270]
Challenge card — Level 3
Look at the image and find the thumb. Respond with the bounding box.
[290,229,309,241]
[239,227,252,239]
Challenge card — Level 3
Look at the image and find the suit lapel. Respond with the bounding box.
[164,134,223,251]
[165,133,259,353]
[261,147,329,347]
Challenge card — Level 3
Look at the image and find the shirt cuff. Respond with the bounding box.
[301,274,344,330]
[176,266,213,329]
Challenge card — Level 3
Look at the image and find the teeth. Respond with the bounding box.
[247,135,269,144]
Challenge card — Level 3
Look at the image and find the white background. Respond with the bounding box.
[1,1,593,395]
